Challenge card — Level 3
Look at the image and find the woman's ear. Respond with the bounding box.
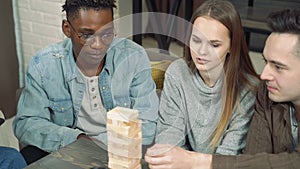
[62,19,71,38]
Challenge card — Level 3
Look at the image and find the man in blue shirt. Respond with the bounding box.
[13,0,159,164]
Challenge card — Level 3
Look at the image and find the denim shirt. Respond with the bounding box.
[13,38,159,152]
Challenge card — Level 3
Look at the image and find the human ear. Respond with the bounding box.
[62,19,71,38]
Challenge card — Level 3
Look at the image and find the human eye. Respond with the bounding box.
[102,31,114,38]
[80,33,93,40]
[275,65,284,71]
[191,35,201,43]
[211,43,220,48]
[270,63,285,72]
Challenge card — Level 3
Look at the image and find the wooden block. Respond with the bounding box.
[107,107,139,122]
[107,122,142,138]
[108,161,141,169]
[108,153,140,167]
[107,107,142,169]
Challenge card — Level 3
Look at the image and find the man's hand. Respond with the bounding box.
[145,144,212,169]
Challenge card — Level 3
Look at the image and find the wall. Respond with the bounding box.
[0,1,19,118]
[14,0,66,87]
[0,0,19,149]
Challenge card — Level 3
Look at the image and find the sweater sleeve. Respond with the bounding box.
[155,68,187,148]
[215,89,256,155]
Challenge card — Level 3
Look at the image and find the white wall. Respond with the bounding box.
[14,0,65,87]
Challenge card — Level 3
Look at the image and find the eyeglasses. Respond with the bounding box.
[67,20,115,46]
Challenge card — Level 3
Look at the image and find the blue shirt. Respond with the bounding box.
[13,38,159,152]
[0,146,27,169]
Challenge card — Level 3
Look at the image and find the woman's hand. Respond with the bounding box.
[145,144,212,169]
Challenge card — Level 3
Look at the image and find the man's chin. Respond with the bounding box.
[268,93,285,103]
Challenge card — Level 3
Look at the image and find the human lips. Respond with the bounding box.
[195,57,209,64]
[87,52,105,60]
[266,84,277,93]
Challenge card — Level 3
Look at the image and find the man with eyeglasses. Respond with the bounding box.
[13,0,159,164]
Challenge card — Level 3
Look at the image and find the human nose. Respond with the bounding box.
[260,64,273,81]
[90,36,103,49]
[198,43,208,56]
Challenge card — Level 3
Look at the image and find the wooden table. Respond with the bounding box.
[25,138,149,169]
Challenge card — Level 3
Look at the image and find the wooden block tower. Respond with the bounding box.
[107,107,142,169]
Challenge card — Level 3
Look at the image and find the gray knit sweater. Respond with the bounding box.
[155,59,258,155]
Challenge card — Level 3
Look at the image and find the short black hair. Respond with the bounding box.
[267,8,300,56]
[62,0,117,21]
[267,8,300,34]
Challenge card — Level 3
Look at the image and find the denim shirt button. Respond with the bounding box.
[61,107,64,112]
[102,86,106,90]
[124,103,127,106]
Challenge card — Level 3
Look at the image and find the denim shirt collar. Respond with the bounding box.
[60,39,79,83]
[103,38,122,75]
